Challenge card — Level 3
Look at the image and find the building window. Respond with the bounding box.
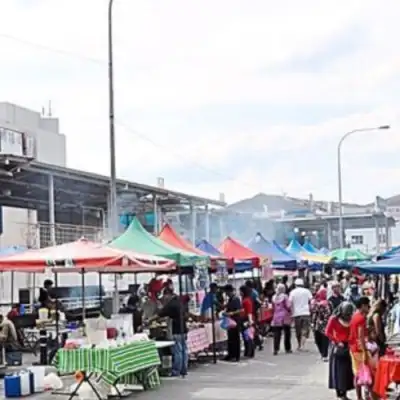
[351,235,364,245]
[379,233,386,244]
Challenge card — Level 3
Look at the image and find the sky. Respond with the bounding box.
[1,0,399,205]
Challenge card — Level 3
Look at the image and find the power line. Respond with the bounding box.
[0,33,104,64]
[0,32,263,191]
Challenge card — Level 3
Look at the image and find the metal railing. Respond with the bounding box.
[13,221,108,248]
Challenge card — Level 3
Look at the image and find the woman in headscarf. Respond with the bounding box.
[325,301,355,400]
[312,287,331,361]
[271,283,292,355]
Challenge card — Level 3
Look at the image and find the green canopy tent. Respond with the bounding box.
[110,217,209,267]
[329,248,371,264]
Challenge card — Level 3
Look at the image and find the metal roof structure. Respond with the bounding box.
[0,155,225,225]
[272,213,395,231]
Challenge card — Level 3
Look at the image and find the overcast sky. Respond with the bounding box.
[1,0,399,204]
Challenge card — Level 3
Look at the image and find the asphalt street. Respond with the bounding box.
[2,339,333,400]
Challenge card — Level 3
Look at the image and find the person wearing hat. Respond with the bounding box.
[289,278,312,351]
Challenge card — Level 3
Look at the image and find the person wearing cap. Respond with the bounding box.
[289,278,312,351]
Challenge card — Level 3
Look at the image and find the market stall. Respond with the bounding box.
[110,218,215,359]
[56,340,161,399]
[0,239,176,368]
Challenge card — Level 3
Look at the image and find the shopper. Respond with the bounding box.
[240,285,255,358]
[271,283,292,355]
[223,284,242,362]
[325,301,355,400]
[348,296,371,400]
[289,278,312,351]
[148,288,188,376]
[312,288,330,361]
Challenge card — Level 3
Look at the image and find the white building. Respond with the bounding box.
[0,102,66,248]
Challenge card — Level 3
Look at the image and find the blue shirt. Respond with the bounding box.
[201,292,215,315]
[251,288,259,301]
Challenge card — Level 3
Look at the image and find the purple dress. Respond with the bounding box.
[271,295,291,327]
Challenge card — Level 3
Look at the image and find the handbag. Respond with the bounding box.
[356,363,372,386]
[333,343,349,358]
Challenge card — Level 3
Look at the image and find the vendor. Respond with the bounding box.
[147,288,188,377]
[38,279,55,308]
[201,283,219,319]
[127,287,142,333]
[0,314,19,353]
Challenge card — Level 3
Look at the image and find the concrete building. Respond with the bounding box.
[0,102,66,248]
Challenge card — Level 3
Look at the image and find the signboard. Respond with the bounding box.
[215,261,229,285]
[193,260,209,290]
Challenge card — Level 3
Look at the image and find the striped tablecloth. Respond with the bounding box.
[187,328,210,354]
[57,341,161,388]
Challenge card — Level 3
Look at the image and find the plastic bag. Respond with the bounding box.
[356,363,372,386]
[220,316,237,330]
[243,327,254,341]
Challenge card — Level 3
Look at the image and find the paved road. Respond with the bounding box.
[6,339,332,399]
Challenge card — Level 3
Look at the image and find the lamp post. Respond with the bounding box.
[337,125,390,248]
[108,0,118,237]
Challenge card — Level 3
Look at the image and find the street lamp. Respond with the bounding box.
[337,125,390,248]
[108,0,118,237]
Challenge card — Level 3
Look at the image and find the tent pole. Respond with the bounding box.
[208,268,217,364]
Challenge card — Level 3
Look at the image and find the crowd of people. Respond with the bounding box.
[198,273,393,400]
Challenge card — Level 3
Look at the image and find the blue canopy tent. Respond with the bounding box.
[378,246,400,260]
[196,239,252,272]
[0,246,27,256]
[0,246,28,306]
[355,257,400,275]
[303,240,320,254]
[286,239,323,271]
[196,239,222,257]
[247,233,297,270]
[319,247,330,255]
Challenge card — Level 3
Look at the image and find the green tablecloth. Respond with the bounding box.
[57,341,161,388]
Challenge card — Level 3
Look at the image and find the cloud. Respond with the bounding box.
[0,0,399,205]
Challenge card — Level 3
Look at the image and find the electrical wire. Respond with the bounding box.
[0,32,263,191]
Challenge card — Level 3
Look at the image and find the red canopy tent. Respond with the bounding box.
[0,238,176,273]
[158,223,231,270]
[158,224,207,256]
[218,236,261,268]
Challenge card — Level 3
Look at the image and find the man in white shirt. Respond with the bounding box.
[289,278,312,350]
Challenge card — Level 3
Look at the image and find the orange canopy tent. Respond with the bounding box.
[158,223,231,270]
[218,236,262,269]
[0,238,176,273]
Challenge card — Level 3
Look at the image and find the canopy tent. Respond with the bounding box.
[196,239,223,257]
[0,246,27,256]
[355,257,400,275]
[111,217,208,267]
[159,224,214,258]
[329,248,371,264]
[319,247,330,255]
[247,233,297,270]
[286,239,332,264]
[302,240,320,254]
[218,237,261,271]
[0,238,176,273]
[378,245,400,260]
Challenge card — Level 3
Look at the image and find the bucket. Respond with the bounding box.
[28,366,46,392]
[38,308,48,320]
